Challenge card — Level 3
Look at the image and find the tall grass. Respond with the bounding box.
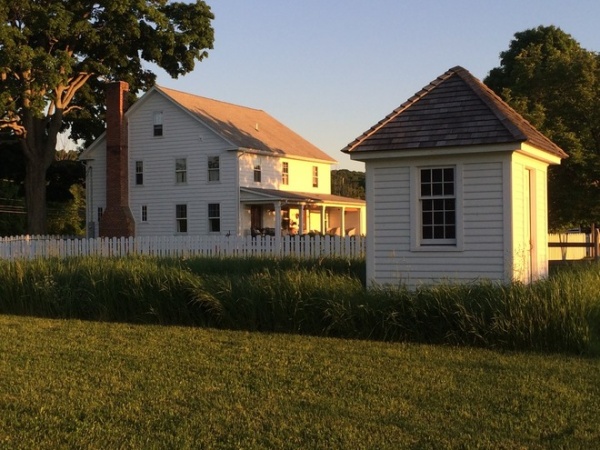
[0,256,598,354]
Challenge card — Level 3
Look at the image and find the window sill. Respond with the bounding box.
[411,244,463,252]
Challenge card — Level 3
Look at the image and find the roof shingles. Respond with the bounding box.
[156,86,336,163]
[343,66,567,159]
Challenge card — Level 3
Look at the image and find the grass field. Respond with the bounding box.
[1,256,599,354]
[0,315,598,449]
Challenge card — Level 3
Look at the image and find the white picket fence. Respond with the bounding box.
[0,233,590,261]
[0,234,366,260]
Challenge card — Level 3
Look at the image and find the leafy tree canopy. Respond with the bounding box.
[484,25,600,231]
[331,169,365,200]
[0,0,214,234]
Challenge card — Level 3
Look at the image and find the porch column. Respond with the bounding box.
[321,205,326,234]
[299,204,305,235]
[341,207,346,237]
[274,202,282,239]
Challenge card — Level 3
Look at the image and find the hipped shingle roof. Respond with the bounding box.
[343,66,567,159]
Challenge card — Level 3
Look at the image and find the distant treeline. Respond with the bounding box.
[331,169,365,200]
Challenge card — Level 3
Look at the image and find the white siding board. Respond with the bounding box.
[369,157,509,289]
[128,90,239,237]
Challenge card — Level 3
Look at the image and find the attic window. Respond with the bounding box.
[153,111,163,136]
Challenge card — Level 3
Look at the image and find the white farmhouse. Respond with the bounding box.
[81,82,365,239]
[343,66,567,288]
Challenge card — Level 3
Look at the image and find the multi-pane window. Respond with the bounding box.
[176,204,187,233]
[282,162,289,185]
[208,203,220,232]
[254,163,262,183]
[312,166,319,188]
[153,111,163,136]
[141,205,148,222]
[420,167,456,244]
[208,156,220,182]
[135,161,143,185]
[175,158,187,184]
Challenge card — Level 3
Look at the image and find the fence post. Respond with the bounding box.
[592,224,599,260]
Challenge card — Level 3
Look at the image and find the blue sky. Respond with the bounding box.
[154,0,600,171]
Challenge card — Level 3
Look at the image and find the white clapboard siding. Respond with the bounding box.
[0,235,365,260]
[367,157,509,288]
[128,91,239,236]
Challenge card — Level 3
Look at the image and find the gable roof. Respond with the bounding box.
[342,66,567,159]
[154,86,336,163]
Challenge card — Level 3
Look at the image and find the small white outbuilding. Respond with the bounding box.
[343,66,567,289]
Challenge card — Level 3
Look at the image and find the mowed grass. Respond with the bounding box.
[0,315,598,449]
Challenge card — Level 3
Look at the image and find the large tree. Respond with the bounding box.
[484,25,600,231]
[0,0,214,234]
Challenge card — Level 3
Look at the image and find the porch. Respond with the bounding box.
[240,188,365,238]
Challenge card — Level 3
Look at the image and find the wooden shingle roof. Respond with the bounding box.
[343,66,567,159]
[156,86,336,163]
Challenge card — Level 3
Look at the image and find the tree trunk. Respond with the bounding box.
[24,158,49,235]
[21,113,62,236]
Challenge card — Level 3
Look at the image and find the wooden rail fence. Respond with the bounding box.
[548,231,599,261]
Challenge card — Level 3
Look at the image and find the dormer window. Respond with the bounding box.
[153,111,163,136]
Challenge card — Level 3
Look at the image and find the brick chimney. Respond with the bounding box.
[99,81,136,237]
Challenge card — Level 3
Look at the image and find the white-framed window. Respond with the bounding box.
[208,203,220,232]
[254,160,262,183]
[282,161,289,185]
[141,205,148,222]
[135,161,143,185]
[312,166,319,188]
[153,111,163,136]
[176,204,187,233]
[175,158,187,184]
[208,156,220,182]
[419,166,456,245]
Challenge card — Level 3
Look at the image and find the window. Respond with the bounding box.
[141,205,148,222]
[254,163,262,183]
[282,162,289,185]
[97,207,103,222]
[176,204,187,233]
[420,167,456,245]
[135,161,143,185]
[175,158,187,184]
[312,166,319,188]
[208,156,220,182]
[208,203,220,232]
[153,111,163,136]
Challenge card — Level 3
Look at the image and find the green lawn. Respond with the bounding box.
[0,315,598,449]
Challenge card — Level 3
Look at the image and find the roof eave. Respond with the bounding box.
[348,142,523,161]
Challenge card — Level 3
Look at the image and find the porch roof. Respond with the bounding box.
[240,187,365,207]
